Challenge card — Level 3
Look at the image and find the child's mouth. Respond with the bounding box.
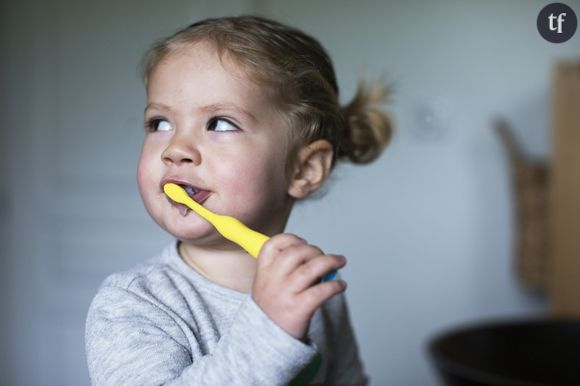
[180,184,210,202]
[164,182,211,217]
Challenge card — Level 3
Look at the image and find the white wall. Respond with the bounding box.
[2,0,579,385]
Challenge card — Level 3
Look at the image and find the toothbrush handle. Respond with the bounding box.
[213,214,269,258]
[321,270,337,282]
[214,215,337,282]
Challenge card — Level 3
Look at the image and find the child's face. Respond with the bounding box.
[138,42,295,246]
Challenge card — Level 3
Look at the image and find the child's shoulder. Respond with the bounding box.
[96,242,187,298]
[101,248,167,287]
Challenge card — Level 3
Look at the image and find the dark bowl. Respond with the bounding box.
[428,318,580,386]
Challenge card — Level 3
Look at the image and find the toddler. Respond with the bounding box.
[85,15,392,386]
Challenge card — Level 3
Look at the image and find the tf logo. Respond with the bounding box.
[537,2,577,43]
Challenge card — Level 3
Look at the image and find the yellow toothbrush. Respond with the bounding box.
[164,183,269,258]
[163,183,336,281]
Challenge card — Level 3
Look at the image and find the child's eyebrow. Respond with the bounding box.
[144,102,257,123]
[200,103,257,123]
[144,102,171,114]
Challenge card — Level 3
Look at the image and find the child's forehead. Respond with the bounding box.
[159,42,237,75]
[149,43,281,109]
[154,45,236,84]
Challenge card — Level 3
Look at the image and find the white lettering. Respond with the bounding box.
[549,12,567,33]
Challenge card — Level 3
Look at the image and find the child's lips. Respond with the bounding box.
[164,190,210,207]
[160,178,212,205]
[160,179,211,219]
[165,190,211,217]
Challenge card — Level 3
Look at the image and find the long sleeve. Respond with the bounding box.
[323,292,369,386]
[85,284,317,386]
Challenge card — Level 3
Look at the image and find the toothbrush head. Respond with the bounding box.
[163,183,192,206]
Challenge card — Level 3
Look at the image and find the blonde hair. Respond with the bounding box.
[142,15,392,170]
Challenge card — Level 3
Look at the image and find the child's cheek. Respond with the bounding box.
[216,159,274,216]
[221,163,261,201]
[136,146,154,191]
[136,139,163,205]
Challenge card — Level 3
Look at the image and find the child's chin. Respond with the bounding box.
[166,221,217,242]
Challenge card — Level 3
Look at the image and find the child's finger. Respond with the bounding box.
[257,233,306,266]
[297,279,348,314]
[287,254,346,292]
[269,243,325,280]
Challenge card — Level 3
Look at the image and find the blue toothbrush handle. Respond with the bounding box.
[321,269,337,282]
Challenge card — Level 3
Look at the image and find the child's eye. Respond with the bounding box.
[207,117,240,132]
[146,118,172,132]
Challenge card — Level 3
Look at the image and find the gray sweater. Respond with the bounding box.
[85,242,368,385]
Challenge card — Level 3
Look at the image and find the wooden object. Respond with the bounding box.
[550,61,580,316]
[495,120,550,290]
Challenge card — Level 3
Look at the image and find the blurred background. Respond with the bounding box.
[1,0,579,385]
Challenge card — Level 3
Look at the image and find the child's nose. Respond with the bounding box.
[161,132,201,166]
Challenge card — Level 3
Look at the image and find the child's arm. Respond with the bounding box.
[253,234,367,385]
[323,291,369,385]
[85,273,318,385]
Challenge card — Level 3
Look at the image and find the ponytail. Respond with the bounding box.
[338,81,393,164]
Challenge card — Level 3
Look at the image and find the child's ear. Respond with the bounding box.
[288,139,334,199]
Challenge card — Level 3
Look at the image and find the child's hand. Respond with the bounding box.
[251,233,347,341]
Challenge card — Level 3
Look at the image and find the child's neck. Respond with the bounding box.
[178,241,258,294]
